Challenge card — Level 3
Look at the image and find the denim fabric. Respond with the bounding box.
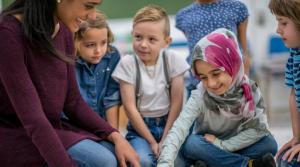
[179,134,277,167]
[277,150,300,167]
[44,139,117,167]
[76,46,121,118]
[67,139,117,167]
[126,115,168,167]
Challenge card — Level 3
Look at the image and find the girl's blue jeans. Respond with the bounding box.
[177,134,278,167]
[126,115,168,167]
[277,149,300,167]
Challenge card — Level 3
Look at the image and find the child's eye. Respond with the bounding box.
[134,35,142,40]
[150,38,157,41]
[101,40,107,46]
[85,43,95,48]
[199,76,207,80]
[212,72,221,77]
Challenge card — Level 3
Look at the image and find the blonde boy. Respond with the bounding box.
[112,4,189,167]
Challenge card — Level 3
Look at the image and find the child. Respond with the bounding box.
[176,0,251,97]
[112,4,189,167]
[269,0,300,166]
[74,11,121,129]
[157,28,277,167]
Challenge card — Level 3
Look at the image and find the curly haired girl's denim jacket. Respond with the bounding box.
[75,46,121,118]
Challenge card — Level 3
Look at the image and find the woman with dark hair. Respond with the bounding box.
[0,0,140,167]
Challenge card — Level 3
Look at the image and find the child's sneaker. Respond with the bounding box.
[248,153,276,167]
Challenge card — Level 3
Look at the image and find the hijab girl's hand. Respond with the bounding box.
[204,134,216,143]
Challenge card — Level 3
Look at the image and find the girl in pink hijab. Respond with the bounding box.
[157,28,277,167]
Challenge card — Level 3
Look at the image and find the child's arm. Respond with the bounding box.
[119,80,159,156]
[289,89,300,140]
[277,89,300,162]
[159,74,184,147]
[237,18,251,76]
[157,91,201,167]
[106,106,119,129]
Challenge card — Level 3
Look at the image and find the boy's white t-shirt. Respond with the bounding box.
[112,49,190,118]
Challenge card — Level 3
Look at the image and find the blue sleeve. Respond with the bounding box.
[236,0,249,23]
[175,10,185,33]
[103,47,121,110]
[285,52,294,88]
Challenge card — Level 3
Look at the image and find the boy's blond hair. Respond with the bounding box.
[74,11,114,52]
[269,0,300,32]
[133,4,170,37]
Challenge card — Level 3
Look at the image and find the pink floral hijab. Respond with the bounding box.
[192,28,260,120]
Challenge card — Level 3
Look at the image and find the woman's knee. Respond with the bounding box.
[68,139,117,167]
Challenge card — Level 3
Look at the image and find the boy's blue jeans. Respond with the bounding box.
[277,150,300,167]
[178,134,277,167]
[126,115,168,167]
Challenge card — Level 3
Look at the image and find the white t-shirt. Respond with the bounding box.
[112,49,190,117]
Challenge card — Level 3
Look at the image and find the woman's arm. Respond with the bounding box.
[0,27,76,167]
[119,80,159,155]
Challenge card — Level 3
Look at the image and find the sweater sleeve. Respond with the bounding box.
[157,90,201,167]
[0,27,76,166]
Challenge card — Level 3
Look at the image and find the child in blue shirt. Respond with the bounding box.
[74,11,121,129]
[269,0,300,166]
[176,0,251,97]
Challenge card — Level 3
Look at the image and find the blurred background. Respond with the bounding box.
[0,0,292,148]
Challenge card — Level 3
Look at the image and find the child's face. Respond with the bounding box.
[194,60,233,95]
[276,15,300,48]
[78,28,108,64]
[132,20,171,65]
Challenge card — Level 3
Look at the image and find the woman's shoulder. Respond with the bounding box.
[0,14,22,34]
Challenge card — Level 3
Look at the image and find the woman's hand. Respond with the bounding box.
[108,132,140,167]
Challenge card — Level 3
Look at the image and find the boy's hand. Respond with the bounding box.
[277,137,300,163]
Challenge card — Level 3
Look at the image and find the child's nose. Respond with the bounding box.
[94,46,101,54]
[276,26,282,35]
[140,40,148,48]
[207,78,218,88]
